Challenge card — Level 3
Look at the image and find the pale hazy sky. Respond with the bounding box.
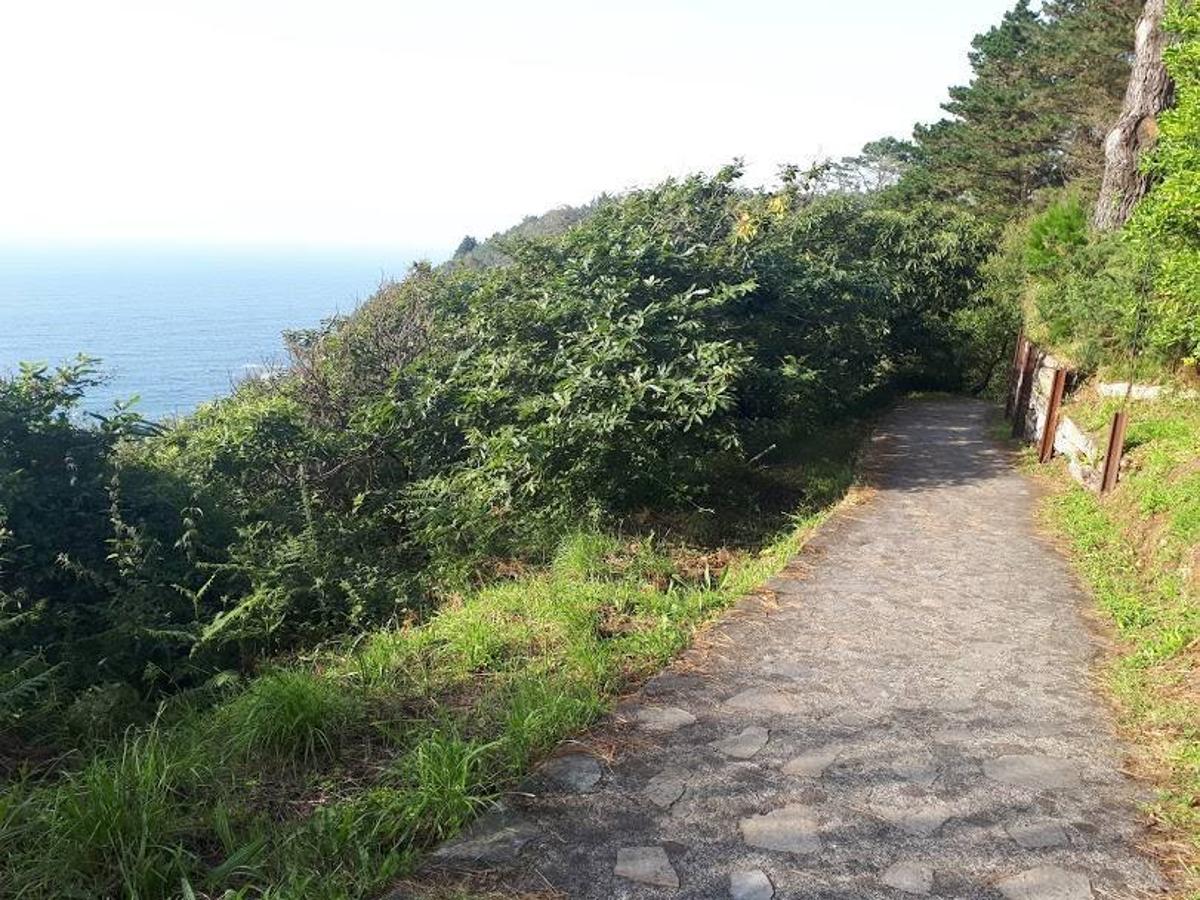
[1,1,1016,253]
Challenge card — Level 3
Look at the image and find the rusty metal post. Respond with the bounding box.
[1005,331,1026,420]
[1100,409,1129,494]
[1011,342,1037,439]
[1038,368,1067,463]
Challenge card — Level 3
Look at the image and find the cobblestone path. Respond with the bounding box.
[421,399,1165,899]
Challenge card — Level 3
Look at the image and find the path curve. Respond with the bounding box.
[422,399,1165,899]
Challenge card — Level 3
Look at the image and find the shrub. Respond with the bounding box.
[2,166,999,728]
[1025,194,1088,274]
[1125,0,1200,363]
[0,359,220,737]
[991,189,1181,374]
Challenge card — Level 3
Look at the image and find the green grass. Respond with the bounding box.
[0,729,203,898]
[0,423,865,899]
[220,670,361,768]
[1045,391,1199,894]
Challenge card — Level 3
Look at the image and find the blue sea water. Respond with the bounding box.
[0,246,430,420]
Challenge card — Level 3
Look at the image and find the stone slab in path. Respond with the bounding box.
[781,746,840,777]
[738,804,821,854]
[881,860,933,895]
[539,752,602,793]
[614,846,679,888]
[984,754,1082,791]
[643,768,688,809]
[633,705,697,733]
[430,803,540,866]
[1006,820,1070,849]
[711,725,769,759]
[729,869,774,899]
[996,866,1093,899]
[722,687,805,716]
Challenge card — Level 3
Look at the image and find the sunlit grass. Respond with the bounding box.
[0,422,865,899]
[1046,392,1199,891]
[219,669,361,767]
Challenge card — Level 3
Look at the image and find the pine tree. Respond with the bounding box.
[903,0,1140,221]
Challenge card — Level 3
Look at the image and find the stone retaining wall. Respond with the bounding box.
[1013,351,1103,491]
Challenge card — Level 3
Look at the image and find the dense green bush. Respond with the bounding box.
[859,203,1005,392]
[1126,0,1200,363]
[1024,194,1089,274]
[0,359,226,740]
[2,167,998,740]
[390,175,887,567]
[1008,196,1152,370]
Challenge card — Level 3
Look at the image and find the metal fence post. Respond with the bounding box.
[1005,331,1026,420]
[1038,368,1067,464]
[1100,409,1129,494]
[1011,342,1037,439]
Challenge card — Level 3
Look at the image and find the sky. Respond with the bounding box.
[1,1,1018,256]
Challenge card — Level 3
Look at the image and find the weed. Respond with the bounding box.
[397,733,497,841]
[0,422,866,899]
[220,669,359,766]
[1046,392,1199,889]
[1,728,200,897]
[551,532,620,580]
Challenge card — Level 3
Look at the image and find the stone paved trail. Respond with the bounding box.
[424,399,1167,899]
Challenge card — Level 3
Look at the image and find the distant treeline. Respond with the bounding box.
[448,202,601,270]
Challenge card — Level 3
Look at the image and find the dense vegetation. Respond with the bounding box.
[1,0,1196,896]
[0,451,860,898]
[0,170,999,748]
[448,201,599,270]
[0,172,993,896]
[984,1,1199,373]
[1043,391,1199,883]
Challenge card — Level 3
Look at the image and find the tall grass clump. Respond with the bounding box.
[551,531,621,580]
[219,669,360,767]
[1,729,200,897]
[395,733,498,842]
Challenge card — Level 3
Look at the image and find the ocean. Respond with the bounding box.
[0,246,429,420]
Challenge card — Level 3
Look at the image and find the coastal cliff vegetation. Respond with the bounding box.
[2,1,1197,896]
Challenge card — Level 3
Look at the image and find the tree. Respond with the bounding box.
[903,0,1140,221]
[820,138,922,194]
[913,1,1063,218]
[1093,0,1175,230]
[1040,0,1145,181]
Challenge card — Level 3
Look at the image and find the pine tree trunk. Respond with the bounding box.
[1093,0,1174,231]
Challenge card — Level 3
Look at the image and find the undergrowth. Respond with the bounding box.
[1042,392,1199,894]
[0,422,865,899]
